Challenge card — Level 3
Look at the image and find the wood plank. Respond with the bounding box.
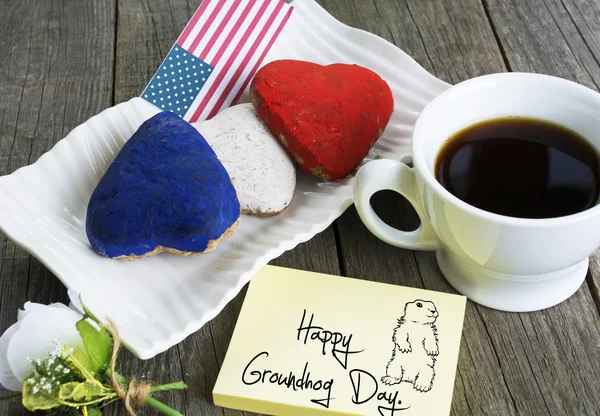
[0,1,116,414]
[110,0,200,414]
[325,0,600,415]
[480,1,600,414]
[319,0,518,414]
[113,1,341,414]
[532,0,600,311]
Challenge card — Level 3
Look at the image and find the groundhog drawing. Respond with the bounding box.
[381,299,439,393]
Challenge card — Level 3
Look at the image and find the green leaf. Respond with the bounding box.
[76,319,112,375]
[22,380,61,411]
[64,346,96,382]
[59,380,104,402]
[87,406,103,416]
[79,296,100,323]
[57,406,86,415]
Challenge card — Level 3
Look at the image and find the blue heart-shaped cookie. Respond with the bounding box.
[86,112,240,259]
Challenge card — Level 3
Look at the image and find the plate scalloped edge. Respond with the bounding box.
[0,0,450,359]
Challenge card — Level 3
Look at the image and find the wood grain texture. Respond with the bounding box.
[0,0,116,414]
[112,1,341,414]
[1,0,600,415]
[481,0,600,312]
[480,2,600,414]
[319,1,518,414]
[323,0,600,415]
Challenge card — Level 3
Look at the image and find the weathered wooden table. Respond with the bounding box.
[1,0,600,415]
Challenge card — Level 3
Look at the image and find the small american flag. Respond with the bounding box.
[142,0,293,122]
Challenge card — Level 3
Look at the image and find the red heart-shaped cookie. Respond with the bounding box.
[250,60,394,181]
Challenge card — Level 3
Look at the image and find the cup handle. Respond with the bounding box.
[354,159,440,251]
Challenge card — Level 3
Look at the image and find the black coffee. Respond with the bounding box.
[434,117,600,219]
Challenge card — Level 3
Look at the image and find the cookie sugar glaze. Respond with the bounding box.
[86,111,240,259]
[194,104,296,216]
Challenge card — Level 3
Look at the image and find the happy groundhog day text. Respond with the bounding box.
[241,310,411,414]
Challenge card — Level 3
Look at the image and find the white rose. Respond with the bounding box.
[0,290,84,391]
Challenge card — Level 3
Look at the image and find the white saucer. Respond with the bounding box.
[437,251,588,312]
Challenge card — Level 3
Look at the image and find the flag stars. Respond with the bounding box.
[144,47,214,117]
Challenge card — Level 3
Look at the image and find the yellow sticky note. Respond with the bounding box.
[213,265,467,415]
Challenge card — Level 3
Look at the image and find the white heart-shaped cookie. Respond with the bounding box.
[193,104,296,216]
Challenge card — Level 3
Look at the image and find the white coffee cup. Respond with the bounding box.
[354,72,600,312]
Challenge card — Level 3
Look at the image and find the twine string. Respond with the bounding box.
[107,318,152,416]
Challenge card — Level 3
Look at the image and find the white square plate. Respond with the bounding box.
[0,0,448,358]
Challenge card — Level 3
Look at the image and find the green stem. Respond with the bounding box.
[0,392,22,401]
[145,396,184,416]
[104,369,186,416]
[150,381,187,393]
